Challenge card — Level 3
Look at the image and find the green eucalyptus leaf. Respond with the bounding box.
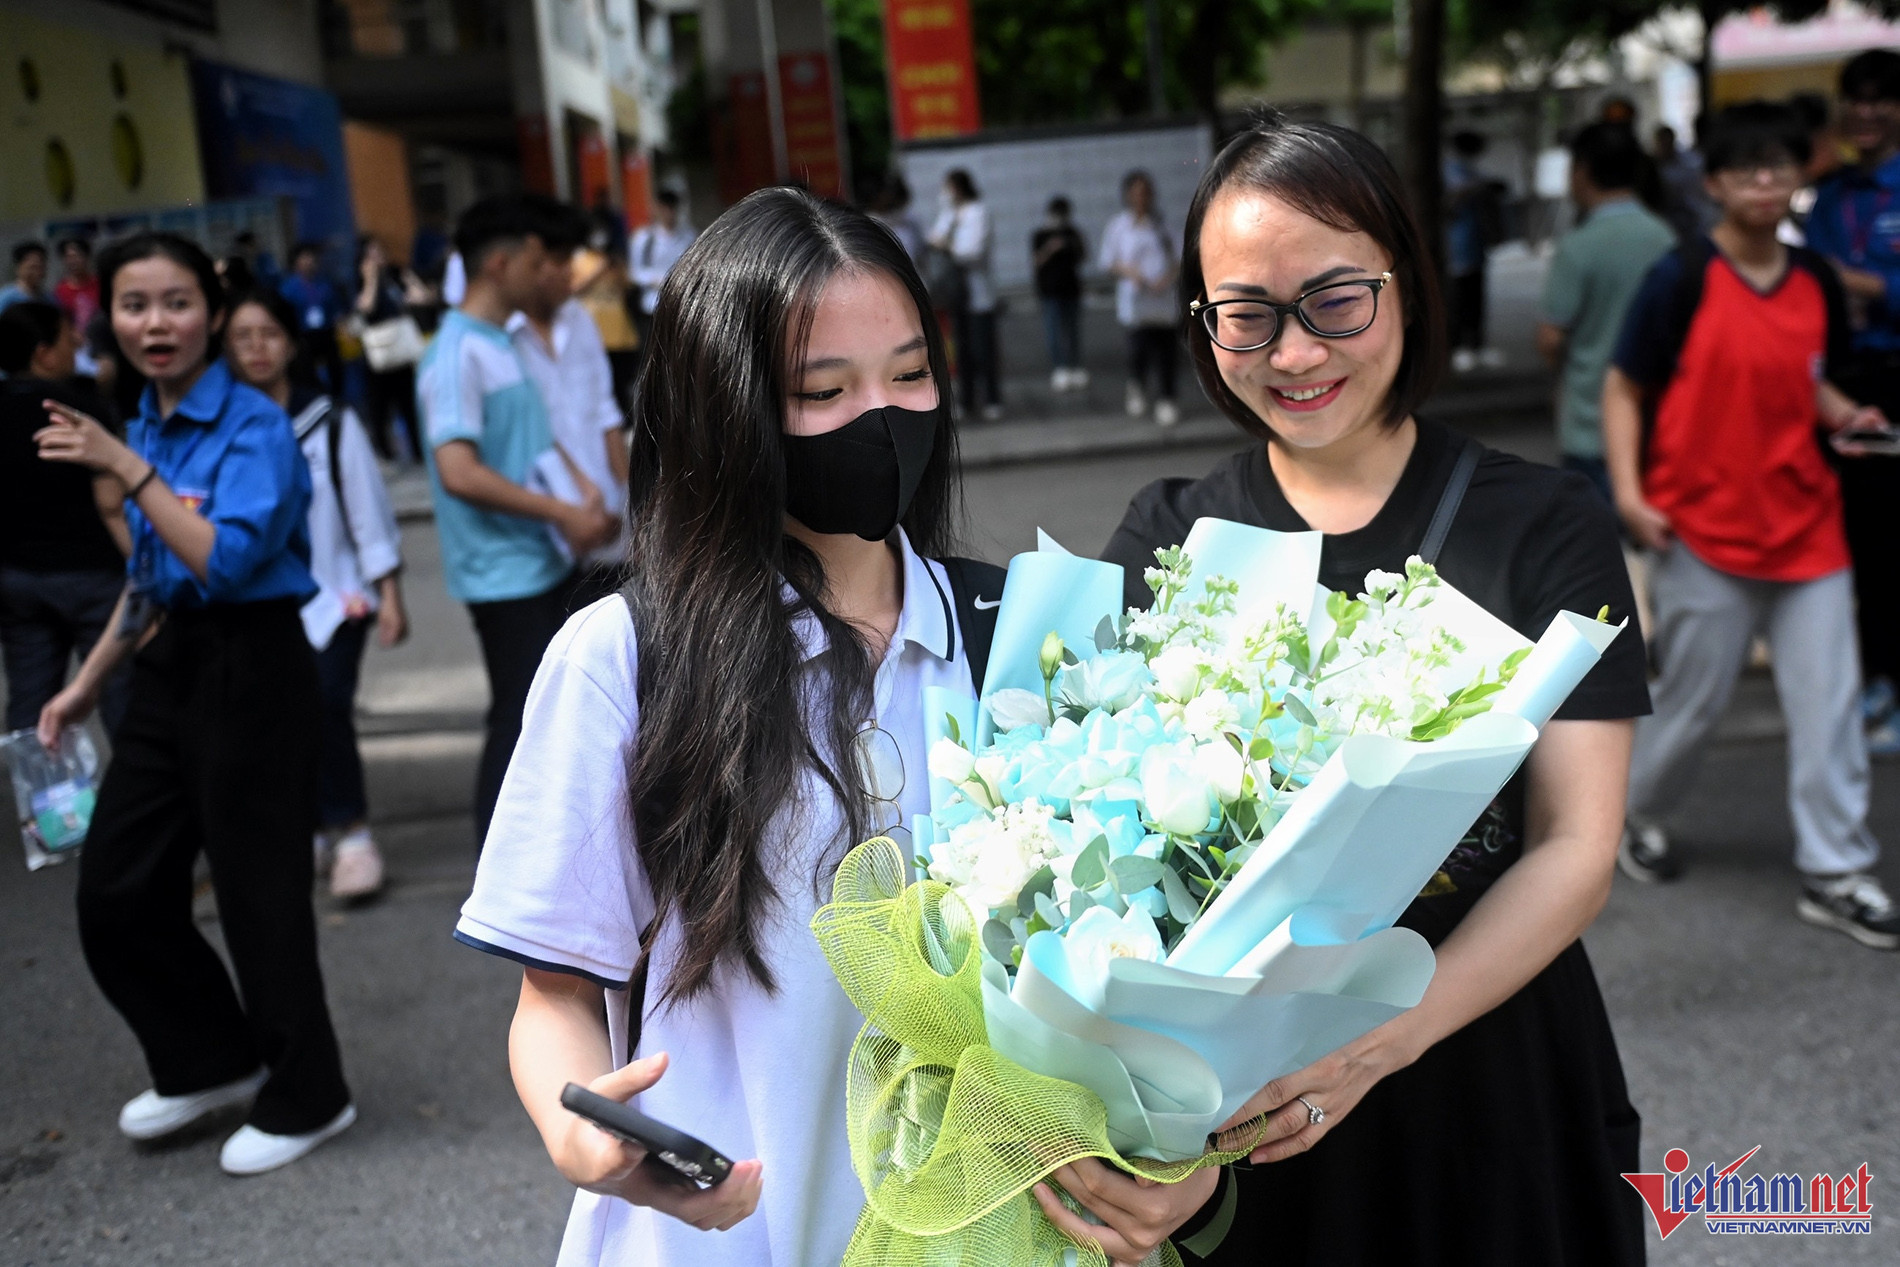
[1068,887,1094,920]
[1017,865,1057,916]
[1025,910,1051,937]
[1109,854,1167,895]
[1094,614,1118,653]
[981,919,1016,964]
[1160,867,1199,923]
[1033,890,1065,930]
[1070,835,1110,890]
[1282,694,1319,729]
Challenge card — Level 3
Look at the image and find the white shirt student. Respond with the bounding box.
[508,298,629,569]
[290,392,403,650]
[628,212,696,317]
[928,198,997,314]
[454,536,973,1266]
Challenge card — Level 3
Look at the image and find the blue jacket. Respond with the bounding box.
[1807,151,1900,352]
[127,359,317,609]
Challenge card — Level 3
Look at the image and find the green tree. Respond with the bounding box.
[826,0,1324,188]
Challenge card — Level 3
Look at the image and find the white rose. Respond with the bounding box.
[928,737,976,784]
[1193,740,1246,804]
[1182,688,1239,740]
[1149,646,1205,703]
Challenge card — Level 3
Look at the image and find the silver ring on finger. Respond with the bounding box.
[1295,1095,1324,1127]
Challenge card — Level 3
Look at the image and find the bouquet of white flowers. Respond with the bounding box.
[811,517,1623,1267]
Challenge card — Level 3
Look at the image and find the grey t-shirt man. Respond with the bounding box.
[1540,198,1677,459]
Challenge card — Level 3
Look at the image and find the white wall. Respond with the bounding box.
[900,123,1213,292]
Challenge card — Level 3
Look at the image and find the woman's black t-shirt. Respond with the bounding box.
[1102,416,1652,942]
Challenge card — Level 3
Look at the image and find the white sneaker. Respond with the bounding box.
[1051,368,1075,392]
[1451,348,1478,374]
[1154,399,1181,428]
[119,1069,267,1141]
[328,830,385,901]
[220,1103,357,1176]
[1477,346,1506,369]
[1071,368,1090,390]
[981,403,1005,422]
[1125,383,1147,417]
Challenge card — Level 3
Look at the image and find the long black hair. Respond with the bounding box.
[626,186,961,1006]
[1181,111,1446,435]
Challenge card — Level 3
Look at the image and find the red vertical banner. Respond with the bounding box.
[517,114,556,195]
[574,128,611,208]
[714,71,776,204]
[883,0,981,141]
[779,51,845,198]
[620,146,653,230]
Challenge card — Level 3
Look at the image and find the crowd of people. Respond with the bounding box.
[3,47,1898,1267]
[0,186,699,1177]
[1531,51,1900,948]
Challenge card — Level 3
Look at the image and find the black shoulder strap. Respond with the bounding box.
[1660,238,1711,387]
[937,555,1007,694]
[323,404,357,555]
[1419,437,1481,566]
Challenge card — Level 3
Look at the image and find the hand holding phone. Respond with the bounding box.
[561,1082,734,1187]
[545,1054,764,1233]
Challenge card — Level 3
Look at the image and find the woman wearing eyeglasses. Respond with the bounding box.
[1102,114,1653,1264]
[453,188,1224,1267]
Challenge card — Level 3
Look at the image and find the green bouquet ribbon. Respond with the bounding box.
[811,837,1263,1267]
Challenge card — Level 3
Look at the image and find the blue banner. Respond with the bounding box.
[190,60,354,274]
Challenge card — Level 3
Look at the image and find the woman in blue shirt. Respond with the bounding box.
[34,232,355,1176]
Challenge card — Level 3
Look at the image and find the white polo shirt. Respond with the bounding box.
[508,300,629,568]
[455,531,974,1267]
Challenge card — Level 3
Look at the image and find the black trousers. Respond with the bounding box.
[76,600,350,1135]
[0,566,131,734]
[1127,326,1178,400]
[362,365,419,462]
[468,582,570,848]
[313,615,371,829]
[954,307,1001,410]
[1835,351,1900,685]
[1449,264,1488,350]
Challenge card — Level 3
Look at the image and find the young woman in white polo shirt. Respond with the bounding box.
[454,188,1220,1266]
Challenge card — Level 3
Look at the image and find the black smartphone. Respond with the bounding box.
[559,1083,734,1188]
[1834,429,1900,455]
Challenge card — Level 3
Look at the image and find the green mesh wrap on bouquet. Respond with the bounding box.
[811,837,1263,1267]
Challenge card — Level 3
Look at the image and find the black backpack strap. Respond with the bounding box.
[1419,437,1482,566]
[937,555,1007,694]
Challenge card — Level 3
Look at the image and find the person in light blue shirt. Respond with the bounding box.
[0,241,50,311]
[1806,49,1900,747]
[34,231,356,1178]
[418,195,614,846]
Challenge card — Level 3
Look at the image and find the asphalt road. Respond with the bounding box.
[4,433,1897,1265]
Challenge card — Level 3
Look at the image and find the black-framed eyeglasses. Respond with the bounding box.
[1188,272,1393,352]
[855,723,910,848]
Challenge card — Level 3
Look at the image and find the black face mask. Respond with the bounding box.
[782,403,940,541]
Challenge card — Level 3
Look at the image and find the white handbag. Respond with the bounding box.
[360,314,426,371]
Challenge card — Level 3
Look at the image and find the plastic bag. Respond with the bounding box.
[1,726,100,870]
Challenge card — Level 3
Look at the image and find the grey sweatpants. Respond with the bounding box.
[1628,543,1879,876]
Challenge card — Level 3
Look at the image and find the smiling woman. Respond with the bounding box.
[1102,112,1654,1265]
